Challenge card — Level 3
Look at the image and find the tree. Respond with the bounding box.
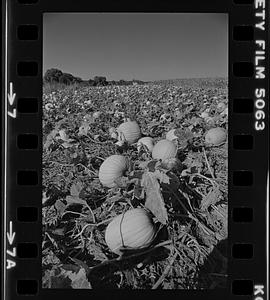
[44,68,63,83]
[74,77,83,84]
[118,79,132,86]
[93,76,108,86]
[59,73,75,85]
[88,79,95,86]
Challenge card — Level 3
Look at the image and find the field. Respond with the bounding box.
[42,78,228,289]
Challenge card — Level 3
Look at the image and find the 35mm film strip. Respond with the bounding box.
[1,0,269,299]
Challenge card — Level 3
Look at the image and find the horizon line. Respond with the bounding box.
[43,68,228,82]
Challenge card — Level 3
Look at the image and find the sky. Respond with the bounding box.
[43,13,228,81]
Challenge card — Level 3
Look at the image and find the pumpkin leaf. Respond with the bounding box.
[42,191,50,206]
[83,113,95,124]
[138,161,149,170]
[141,171,168,224]
[147,159,160,172]
[70,258,90,275]
[70,182,83,197]
[54,199,67,216]
[174,128,194,149]
[200,186,221,211]
[52,227,65,236]
[65,195,86,206]
[50,273,72,288]
[113,176,129,188]
[86,243,108,263]
[65,268,92,289]
[44,129,58,151]
[78,121,90,136]
[152,169,170,185]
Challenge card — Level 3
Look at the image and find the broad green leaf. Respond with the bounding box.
[86,243,108,262]
[141,171,168,224]
[67,268,92,289]
[152,169,170,184]
[70,182,83,196]
[200,186,221,211]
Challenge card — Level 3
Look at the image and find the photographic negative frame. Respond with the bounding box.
[1,0,269,299]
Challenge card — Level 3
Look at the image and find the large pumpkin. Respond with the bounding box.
[105,208,157,255]
[117,120,141,144]
[98,155,127,188]
[152,139,177,161]
[205,127,227,146]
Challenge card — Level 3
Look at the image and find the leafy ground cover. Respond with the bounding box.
[42,78,228,289]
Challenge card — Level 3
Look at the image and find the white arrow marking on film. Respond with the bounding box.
[7,109,16,119]
[8,82,16,106]
[7,221,15,245]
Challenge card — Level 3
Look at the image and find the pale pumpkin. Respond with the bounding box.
[216,102,226,113]
[152,139,177,161]
[98,155,127,188]
[137,137,154,152]
[105,208,157,255]
[204,116,215,126]
[117,120,141,144]
[205,127,227,146]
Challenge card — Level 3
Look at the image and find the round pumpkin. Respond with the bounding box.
[205,127,227,146]
[105,208,157,255]
[117,120,141,144]
[152,139,177,161]
[45,103,54,111]
[216,102,226,113]
[204,116,215,126]
[137,137,154,152]
[98,155,127,188]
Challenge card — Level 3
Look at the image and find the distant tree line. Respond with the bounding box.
[43,68,146,86]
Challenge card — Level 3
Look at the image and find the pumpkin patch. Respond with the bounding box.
[43,78,228,289]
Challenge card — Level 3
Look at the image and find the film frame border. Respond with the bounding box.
[1,0,269,299]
